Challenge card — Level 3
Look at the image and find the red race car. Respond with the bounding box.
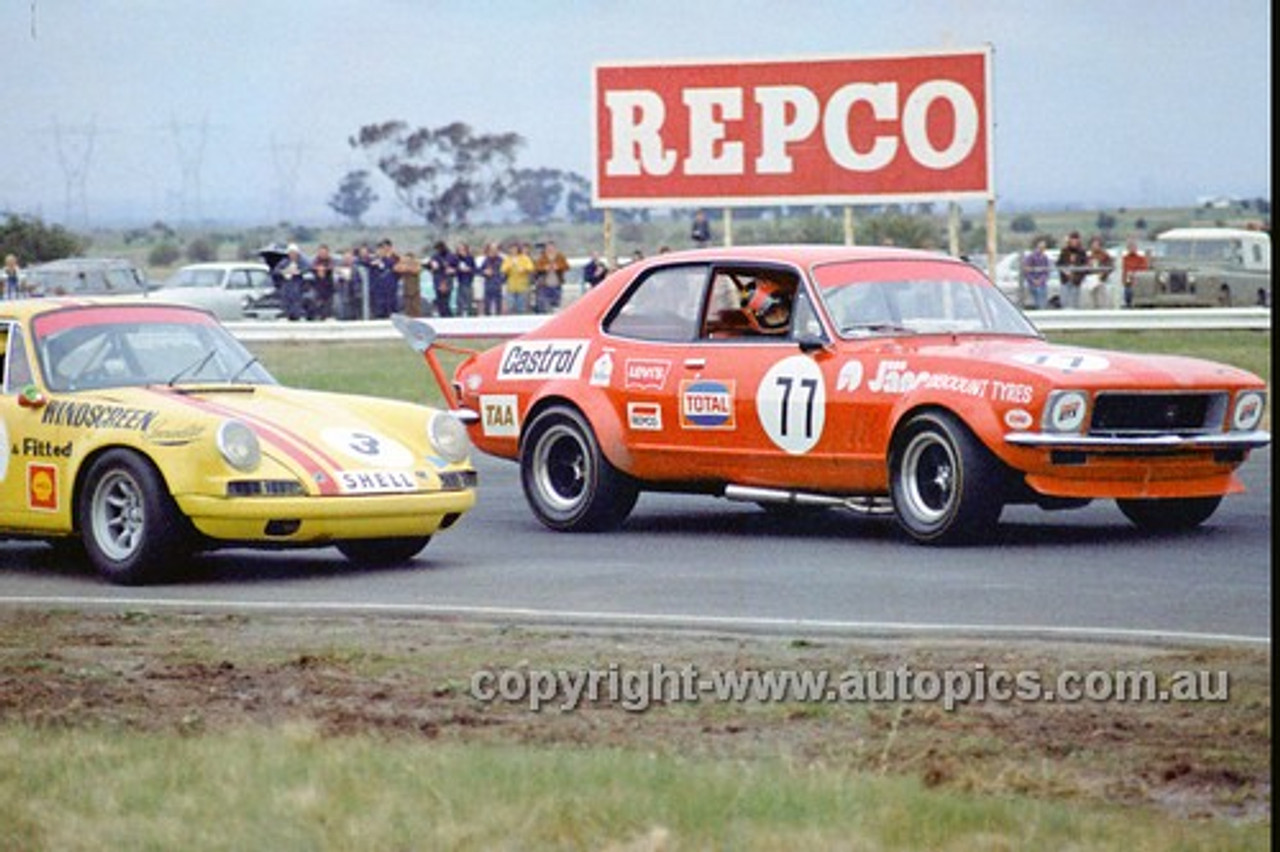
[429,245,1269,544]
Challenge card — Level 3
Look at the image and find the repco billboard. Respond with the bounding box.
[593,48,992,207]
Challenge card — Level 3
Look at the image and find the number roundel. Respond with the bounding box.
[755,355,826,454]
[321,427,415,468]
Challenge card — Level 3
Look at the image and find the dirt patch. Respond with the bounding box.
[0,609,1269,822]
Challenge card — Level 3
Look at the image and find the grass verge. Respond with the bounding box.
[0,610,1269,849]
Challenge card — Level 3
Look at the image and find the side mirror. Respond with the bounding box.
[796,333,828,354]
[18,384,47,409]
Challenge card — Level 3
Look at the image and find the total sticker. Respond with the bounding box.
[321,428,415,468]
[755,355,826,454]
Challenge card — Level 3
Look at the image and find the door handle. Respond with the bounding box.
[683,358,706,369]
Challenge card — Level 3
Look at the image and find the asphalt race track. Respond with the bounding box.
[0,449,1271,645]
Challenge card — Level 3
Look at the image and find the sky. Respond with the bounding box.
[0,0,1271,227]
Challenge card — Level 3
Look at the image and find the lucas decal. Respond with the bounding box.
[756,355,827,454]
[321,428,415,468]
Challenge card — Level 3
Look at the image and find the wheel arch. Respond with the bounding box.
[521,391,633,474]
[70,444,174,534]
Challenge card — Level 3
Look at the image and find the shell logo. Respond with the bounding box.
[28,463,58,511]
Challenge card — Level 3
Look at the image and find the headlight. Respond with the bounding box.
[1231,391,1266,432]
[428,412,471,464]
[1042,390,1089,434]
[217,420,261,471]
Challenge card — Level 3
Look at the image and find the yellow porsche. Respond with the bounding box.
[0,299,476,584]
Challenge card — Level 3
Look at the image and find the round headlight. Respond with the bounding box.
[1231,391,1265,432]
[217,420,261,471]
[428,412,471,464]
[1044,390,1088,433]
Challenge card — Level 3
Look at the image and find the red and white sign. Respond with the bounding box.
[593,49,992,206]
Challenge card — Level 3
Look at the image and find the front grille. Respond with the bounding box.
[439,470,478,491]
[227,480,306,497]
[1089,392,1227,436]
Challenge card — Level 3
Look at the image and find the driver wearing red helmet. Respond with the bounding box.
[742,278,792,334]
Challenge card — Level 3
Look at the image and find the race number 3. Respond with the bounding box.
[756,355,826,454]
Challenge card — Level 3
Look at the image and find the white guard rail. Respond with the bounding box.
[224,307,1271,344]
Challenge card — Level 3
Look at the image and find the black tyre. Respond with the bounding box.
[1117,496,1222,532]
[890,412,1005,545]
[78,449,190,585]
[520,406,639,531]
[336,536,431,566]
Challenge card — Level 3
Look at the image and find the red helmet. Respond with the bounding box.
[743,279,790,331]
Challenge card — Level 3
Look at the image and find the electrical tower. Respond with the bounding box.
[170,116,209,224]
[271,137,306,223]
[53,118,96,227]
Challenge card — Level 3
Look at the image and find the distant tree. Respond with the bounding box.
[148,242,181,267]
[328,169,378,226]
[509,168,565,225]
[859,214,941,249]
[1133,216,1148,231]
[185,237,217,263]
[349,120,523,232]
[0,213,86,262]
[1010,213,1037,233]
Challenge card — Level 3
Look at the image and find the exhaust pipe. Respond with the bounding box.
[723,484,894,516]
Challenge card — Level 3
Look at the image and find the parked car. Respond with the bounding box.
[24,257,152,298]
[1130,227,1271,307]
[425,245,1268,544]
[152,261,273,320]
[0,299,476,583]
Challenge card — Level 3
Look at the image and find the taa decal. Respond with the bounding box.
[627,401,663,431]
[28,463,58,512]
[756,355,826,454]
[680,380,736,429]
[321,428,414,468]
[479,394,520,437]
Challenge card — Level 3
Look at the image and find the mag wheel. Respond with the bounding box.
[1117,496,1222,531]
[78,449,189,584]
[336,536,432,565]
[890,412,1004,545]
[520,406,638,532]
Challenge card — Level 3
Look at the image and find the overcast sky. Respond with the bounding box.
[1,0,1271,227]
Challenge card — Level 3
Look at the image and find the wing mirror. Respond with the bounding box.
[17,384,47,409]
[796,333,828,354]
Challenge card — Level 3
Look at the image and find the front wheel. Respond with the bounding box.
[520,406,638,531]
[336,536,431,566]
[78,449,190,584]
[890,412,1005,545]
[1117,496,1222,531]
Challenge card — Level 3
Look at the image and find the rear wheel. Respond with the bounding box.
[890,412,1005,545]
[336,536,431,566]
[78,449,190,584]
[1117,496,1222,531]
[521,406,638,531]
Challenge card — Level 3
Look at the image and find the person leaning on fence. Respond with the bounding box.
[582,251,608,289]
[535,241,569,313]
[502,243,535,314]
[479,242,505,316]
[427,241,456,317]
[1120,238,1148,308]
[273,243,310,321]
[3,254,23,300]
[1084,236,1115,309]
[311,244,335,320]
[1056,231,1088,309]
[454,242,477,317]
[1021,240,1052,310]
[395,251,424,317]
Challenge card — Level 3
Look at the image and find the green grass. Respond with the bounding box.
[247,331,1271,408]
[0,727,1267,852]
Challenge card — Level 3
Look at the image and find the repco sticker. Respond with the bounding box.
[498,339,589,380]
[479,394,519,437]
[627,402,663,431]
[680,380,736,429]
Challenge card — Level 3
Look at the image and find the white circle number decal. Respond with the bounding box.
[756,355,826,454]
[321,427,415,468]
